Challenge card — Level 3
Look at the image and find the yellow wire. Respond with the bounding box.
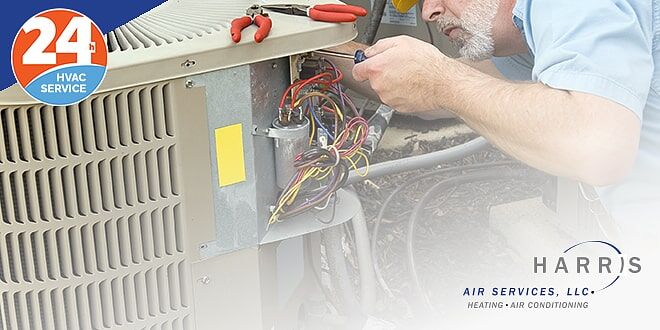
[269,168,316,224]
[271,88,370,225]
[308,112,316,146]
[295,92,344,122]
[353,150,370,177]
[333,102,343,121]
[345,154,368,177]
[354,125,365,144]
[315,166,333,181]
[294,95,340,146]
[288,168,318,204]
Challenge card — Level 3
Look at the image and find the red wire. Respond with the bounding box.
[291,72,333,108]
[333,117,368,156]
[279,80,305,109]
[325,68,343,84]
[280,72,330,109]
[279,65,345,110]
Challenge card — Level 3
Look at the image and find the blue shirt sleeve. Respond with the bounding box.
[492,53,534,81]
[522,0,654,120]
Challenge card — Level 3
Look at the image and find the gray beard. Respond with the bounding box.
[436,0,498,61]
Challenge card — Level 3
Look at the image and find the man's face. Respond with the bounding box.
[421,0,501,61]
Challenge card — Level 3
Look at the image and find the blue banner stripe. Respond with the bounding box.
[1,0,166,91]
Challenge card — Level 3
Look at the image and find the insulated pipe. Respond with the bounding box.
[321,227,367,329]
[348,197,377,314]
[361,0,388,45]
[321,194,377,318]
[346,136,491,185]
[406,168,533,314]
[322,225,362,316]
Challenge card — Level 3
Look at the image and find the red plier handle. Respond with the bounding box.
[261,4,368,23]
[230,7,273,43]
[230,16,252,42]
[308,4,368,23]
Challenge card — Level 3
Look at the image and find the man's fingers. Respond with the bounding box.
[354,37,404,81]
[352,47,391,82]
[364,36,401,57]
[352,61,369,82]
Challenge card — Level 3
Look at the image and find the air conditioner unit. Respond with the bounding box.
[0,1,360,329]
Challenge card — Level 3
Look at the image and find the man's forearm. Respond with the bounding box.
[434,59,640,185]
[457,58,507,80]
[328,43,504,107]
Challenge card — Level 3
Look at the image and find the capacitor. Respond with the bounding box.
[271,117,310,189]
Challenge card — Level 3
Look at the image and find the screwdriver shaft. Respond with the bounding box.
[313,49,355,60]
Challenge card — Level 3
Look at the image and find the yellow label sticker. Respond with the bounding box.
[214,124,247,187]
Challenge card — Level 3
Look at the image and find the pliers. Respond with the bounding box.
[231,5,273,43]
[261,3,367,23]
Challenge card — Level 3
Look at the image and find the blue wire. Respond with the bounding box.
[324,59,346,110]
[307,100,334,142]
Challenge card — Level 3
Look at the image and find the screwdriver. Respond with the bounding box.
[313,49,368,63]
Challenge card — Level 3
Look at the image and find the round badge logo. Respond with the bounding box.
[11,9,108,106]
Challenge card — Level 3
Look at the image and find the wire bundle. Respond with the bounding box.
[269,59,369,225]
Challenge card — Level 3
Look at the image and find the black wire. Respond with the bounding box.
[371,161,519,298]
[406,168,540,316]
[280,162,349,219]
[316,193,338,224]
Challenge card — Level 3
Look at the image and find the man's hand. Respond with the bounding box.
[352,36,452,115]
[352,36,640,187]
[353,37,641,187]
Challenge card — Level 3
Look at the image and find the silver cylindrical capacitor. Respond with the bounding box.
[272,117,310,188]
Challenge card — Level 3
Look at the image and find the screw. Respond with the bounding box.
[181,59,196,68]
[185,80,194,88]
[199,276,211,285]
[272,62,278,69]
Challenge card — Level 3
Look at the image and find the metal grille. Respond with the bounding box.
[106,0,249,53]
[0,83,194,330]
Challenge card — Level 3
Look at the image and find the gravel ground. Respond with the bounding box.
[344,119,552,326]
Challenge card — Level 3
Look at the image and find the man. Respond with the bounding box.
[334,0,659,240]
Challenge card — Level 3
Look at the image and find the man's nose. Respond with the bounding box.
[421,0,445,22]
